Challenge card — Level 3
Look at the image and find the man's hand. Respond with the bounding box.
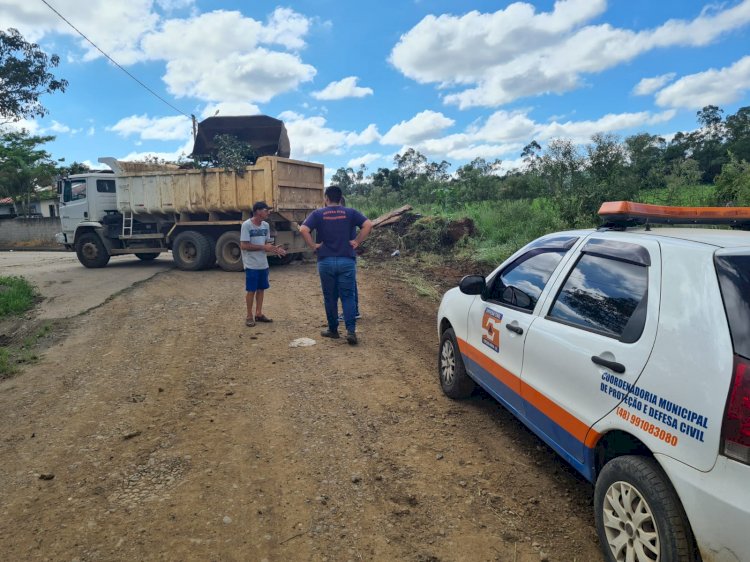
[265,243,286,256]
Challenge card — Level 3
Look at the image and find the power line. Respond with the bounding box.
[39,0,192,119]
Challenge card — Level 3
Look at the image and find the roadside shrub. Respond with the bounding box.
[0,276,37,317]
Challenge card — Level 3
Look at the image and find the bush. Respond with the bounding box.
[0,275,37,317]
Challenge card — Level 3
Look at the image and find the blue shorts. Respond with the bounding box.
[245,268,270,292]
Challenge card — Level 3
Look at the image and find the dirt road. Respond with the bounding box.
[0,260,601,561]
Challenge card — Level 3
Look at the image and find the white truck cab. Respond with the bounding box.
[56,170,117,250]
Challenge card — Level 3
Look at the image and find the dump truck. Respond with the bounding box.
[55,116,324,271]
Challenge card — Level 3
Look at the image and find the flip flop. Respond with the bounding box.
[255,314,273,323]
[245,318,255,327]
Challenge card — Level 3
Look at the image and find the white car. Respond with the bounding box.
[437,202,750,562]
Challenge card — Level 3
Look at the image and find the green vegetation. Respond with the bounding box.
[343,104,750,263]
[0,275,37,317]
[0,318,51,379]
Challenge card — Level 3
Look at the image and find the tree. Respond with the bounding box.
[625,133,666,190]
[725,106,750,163]
[0,129,57,215]
[715,152,750,206]
[0,28,68,122]
[394,148,427,180]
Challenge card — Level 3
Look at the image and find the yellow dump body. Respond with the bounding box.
[115,156,324,223]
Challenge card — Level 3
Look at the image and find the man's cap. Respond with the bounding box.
[252,201,270,213]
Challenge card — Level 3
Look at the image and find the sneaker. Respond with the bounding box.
[346,332,358,345]
[320,329,340,339]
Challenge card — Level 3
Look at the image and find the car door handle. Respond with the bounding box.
[505,324,523,335]
[591,355,625,374]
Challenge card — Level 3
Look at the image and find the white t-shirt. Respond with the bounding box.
[240,219,271,270]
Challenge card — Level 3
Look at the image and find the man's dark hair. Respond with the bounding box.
[325,185,343,203]
[252,200,270,213]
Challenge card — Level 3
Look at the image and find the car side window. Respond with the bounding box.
[485,249,567,312]
[547,253,649,341]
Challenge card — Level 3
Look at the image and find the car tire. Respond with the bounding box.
[594,455,699,562]
[135,253,158,261]
[438,327,475,399]
[75,232,110,268]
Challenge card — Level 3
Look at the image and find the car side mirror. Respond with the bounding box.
[459,275,486,295]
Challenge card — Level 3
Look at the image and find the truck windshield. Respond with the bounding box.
[63,179,87,202]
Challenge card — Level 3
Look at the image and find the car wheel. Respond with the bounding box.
[75,232,110,268]
[438,327,475,399]
[594,456,698,562]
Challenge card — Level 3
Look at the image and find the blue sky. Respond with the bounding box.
[3,0,750,182]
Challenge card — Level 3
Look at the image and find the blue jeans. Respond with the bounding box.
[318,257,357,333]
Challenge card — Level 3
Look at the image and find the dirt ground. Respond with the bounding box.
[0,259,602,561]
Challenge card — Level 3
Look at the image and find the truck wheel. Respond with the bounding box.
[135,253,158,261]
[215,231,243,272]
[172,231,214,271]
[268,253,295,266]
[438,328,475,398]
[594,456,698,562]
[75,232,110,268]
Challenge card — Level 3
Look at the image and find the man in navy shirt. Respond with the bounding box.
[300,186,373,345]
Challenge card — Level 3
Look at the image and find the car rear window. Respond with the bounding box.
[715,254,750,359]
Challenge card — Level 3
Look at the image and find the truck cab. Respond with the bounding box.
[56,171,117,250]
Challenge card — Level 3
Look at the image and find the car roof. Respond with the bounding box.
[601,226,750,249]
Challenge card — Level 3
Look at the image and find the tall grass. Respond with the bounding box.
[0,276,37,317]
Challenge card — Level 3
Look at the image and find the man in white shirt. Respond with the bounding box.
[240,201,286,327]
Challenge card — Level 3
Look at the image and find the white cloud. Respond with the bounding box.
[346,124,380,145]
[2,2,317,104]
[108,114,192,141]
[536,110,676,143]
[141,10,316,102]
[381,110,455,145]
[390,0,750,108]
[347,153,383,168]
[280,114,380,159]
[380,107,677,165]
[200,102,262,118]
[633,73,676,95]
[654,56,750,109]
[0,0,161,64]
[312,76,374,100]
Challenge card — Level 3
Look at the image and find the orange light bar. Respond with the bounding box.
[598,201,750,225]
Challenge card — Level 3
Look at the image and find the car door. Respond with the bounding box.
[463,235,580,417]
[520,235,661,476]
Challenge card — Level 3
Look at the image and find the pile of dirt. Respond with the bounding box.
[366,208,476,257]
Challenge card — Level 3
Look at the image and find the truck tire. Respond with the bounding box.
[438,328,475,398]
[135,253,158,261]
[75,232,110,268]
[215,231,243,272]
[594,456,699,562]
[172,231,214,271]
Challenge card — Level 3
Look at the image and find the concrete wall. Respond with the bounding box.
[0,217,62,249]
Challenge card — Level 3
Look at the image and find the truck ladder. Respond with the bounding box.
[122,211,134,237]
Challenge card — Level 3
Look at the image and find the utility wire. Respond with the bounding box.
[39,0,192,119]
